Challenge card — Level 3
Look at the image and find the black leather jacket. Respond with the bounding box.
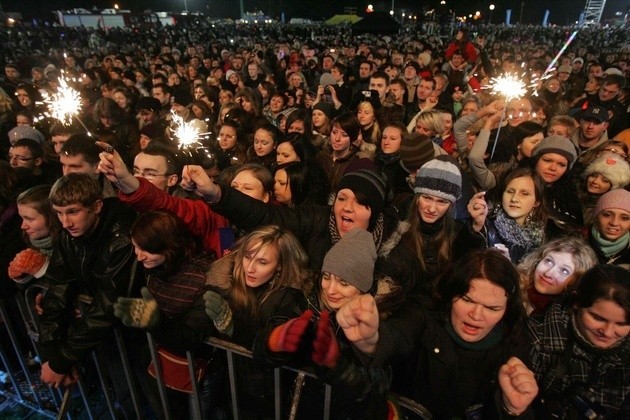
[39,198,139,374]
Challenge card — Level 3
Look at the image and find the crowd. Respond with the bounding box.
[0,18,629,419]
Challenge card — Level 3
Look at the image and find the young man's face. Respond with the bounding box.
[132,153,177,192]
[51,134,71,155]
[60,153,99,177]
[369,77,389,102]
[53,201,102,238]
[8,146,40,170]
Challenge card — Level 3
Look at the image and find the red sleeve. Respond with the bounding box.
[118,178,228,257]
[465,43,478,64]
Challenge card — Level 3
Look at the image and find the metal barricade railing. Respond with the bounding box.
[2,284,432,419]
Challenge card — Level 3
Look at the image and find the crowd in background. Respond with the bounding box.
[0,19,629,419]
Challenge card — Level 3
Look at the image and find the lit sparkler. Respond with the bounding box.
[171,113,204,150]
[45,77,82,126]
[487,73,527,102]
[543,30,578,78]
[483,74,528,162]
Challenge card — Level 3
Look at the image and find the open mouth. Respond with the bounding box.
[462,322,481,335]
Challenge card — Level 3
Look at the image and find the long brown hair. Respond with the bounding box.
[402,194,456,276]
[230,225,308,316]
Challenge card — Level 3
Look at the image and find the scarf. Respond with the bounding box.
[328,210,384,251]
[527,286,556,315]
[146,255,210,317]
[591,225,629,258]
[374,151,400,167]
[493,208,544,250]
[445,319,504,351]
[30,235,54,257]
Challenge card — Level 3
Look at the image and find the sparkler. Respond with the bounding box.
[45,73,92,135]
[171,113,204,151]
[543,30,578,78]
[484,74,528,161]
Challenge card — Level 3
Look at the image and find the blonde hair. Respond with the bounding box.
[517,237,598,311]
[416,109,444,137]
[230,225,308,315]
[357,101,381,144]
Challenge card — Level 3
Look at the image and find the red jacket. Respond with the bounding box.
[118,177,229,257]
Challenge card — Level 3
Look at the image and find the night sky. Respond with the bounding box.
[4,0,629,25]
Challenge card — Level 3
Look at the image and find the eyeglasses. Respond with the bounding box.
[132,169,172,179]
[8,154,34,162]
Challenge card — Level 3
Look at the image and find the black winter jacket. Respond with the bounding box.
[39,198,139,374]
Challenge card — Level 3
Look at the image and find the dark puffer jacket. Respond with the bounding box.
[39,198,140,374]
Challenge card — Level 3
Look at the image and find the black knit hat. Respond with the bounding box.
[137,97,161,113]
[337,169,387,226]
[172,89,193,107]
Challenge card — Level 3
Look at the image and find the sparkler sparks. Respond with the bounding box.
[487,74,527,102]
[45,76,83,126]
[171,113,203,149]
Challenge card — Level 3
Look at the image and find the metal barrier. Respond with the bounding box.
[1,285,431,419]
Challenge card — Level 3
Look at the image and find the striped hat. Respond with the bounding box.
[414,156,462,203]
[399,133,435,174]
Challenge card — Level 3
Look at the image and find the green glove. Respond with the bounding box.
[114,287,160,329]
[203,290,233,336]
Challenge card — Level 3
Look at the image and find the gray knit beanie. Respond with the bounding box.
[532,135,578,169]
[414,156,462,203]
[321,229,377,293]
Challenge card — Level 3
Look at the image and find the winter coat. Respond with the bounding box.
[252,290,391,419]
[144,253,214,356]
[118,177,229,258]
[39,198,140,374]
[375,294,532,419]
[527,296,630,418]
[204,253,307,349]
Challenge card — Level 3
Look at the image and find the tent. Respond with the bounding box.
[351,11,401,35]
[325,14,362,25]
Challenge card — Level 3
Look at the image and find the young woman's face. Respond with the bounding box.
[242,243,279,288]
[132,240,166,269]
[441,113,453,135]
[357,105,375,128]
[229,73,240,85]
[18,203,49,240]
[450,278,507,342]
[380,126,403,155]
[586,173,612,195]
[417,194,451,224]
[461,101,478,117]
[533,251,576,295]
[113,92,128,109]
[16,89,32,107]
[596,209,630,241]
[269,95,285,113]
[231,170,269,202]
[519,132,544,158]
[330,124,352,154]
[535,153,569,184]
[333,189,371,236]
[502,176,539,226]
[239,97,253,112]
[287,120,305,134]
[276,142,300,165]
[576,299,630,349]
[311,110,327,129]
[320,272,362,310]
[273,169,292,205]
[253,128,275,157]
[218,125,238,151]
